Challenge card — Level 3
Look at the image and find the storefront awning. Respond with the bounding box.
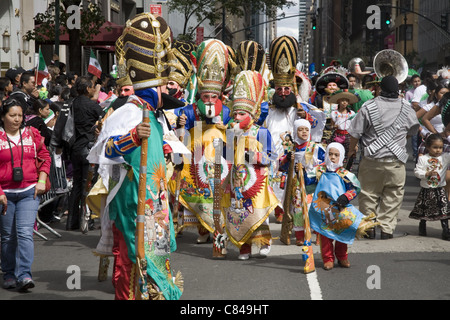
[36,21,123,46]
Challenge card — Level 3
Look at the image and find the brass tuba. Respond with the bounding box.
[348,57,372,76]
[373,49,409,84]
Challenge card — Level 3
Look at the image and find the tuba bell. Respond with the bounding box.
[348,57,372,76]
[373,49,409,84]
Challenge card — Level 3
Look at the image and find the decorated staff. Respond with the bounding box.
[87,13,183,300]
[297,161,315,274]
[280,133,295,245]
[135,107,150,299]
[223,70,279,260]
[212,137,227,258]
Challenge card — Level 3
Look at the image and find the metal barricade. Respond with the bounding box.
[34,152,71,240]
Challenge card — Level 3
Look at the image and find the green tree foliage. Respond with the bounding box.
[167,0,293,38]
[25,0,108,75]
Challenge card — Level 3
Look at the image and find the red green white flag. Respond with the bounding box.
[88,49,102,78]
[36,48,48,86]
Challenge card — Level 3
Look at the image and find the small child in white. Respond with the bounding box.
[409,133,450,240]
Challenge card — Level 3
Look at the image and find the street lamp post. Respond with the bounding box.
[2,30,11,53]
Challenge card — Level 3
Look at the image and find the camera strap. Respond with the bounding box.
[6,129,24,169]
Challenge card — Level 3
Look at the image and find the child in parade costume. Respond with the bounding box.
[86,13,183,300]
[327,90,359,167]
[222,70,279,260]
[278,119,325,245]
[314,70,349,144]
[307,143,378,270]
[170,39,234,244]
[409,134,450,240]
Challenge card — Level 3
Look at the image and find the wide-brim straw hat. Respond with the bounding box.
[327,89,359,105]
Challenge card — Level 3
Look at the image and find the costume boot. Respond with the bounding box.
[295,231,304,246]
[274,206,284,224]
[441,219,450,240]
[419,220,427,237]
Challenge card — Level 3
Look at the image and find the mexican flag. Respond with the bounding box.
[88,49,102,78]
[36,48,48,86]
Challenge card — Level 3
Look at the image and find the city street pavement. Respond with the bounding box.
[1,151,450,302]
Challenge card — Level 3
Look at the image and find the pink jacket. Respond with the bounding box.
[0,126,51,196]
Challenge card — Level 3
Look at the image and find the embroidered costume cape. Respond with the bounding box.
[221,124,279,247]
[307,164,362,245]
[167,102,231,233]
[87,94,182,300]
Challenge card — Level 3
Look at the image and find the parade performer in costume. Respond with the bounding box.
[236,40,270,126]
[87,13,183,300]
[170,39,233,244]
[265,36,315,159]
[221,70,278,260]
[166,40,197,123]
[295,69,327,143]
[278,119,325,245]
[314,69,349,144]
[327,89,358,166]
[308,142,378,270]
[264,36,317,225]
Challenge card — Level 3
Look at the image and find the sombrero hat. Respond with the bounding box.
[315,72,349,96]
[326,89,360,105]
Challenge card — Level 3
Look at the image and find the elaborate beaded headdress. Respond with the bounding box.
[232,70,266,120]
[269,36,298,87]
[121,13,173,90]
[168,40,197,89]
[192,39,230,95]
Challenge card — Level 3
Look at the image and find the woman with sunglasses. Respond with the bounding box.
[0,99,51,292]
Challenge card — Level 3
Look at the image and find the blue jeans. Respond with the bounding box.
[0,187,40,282]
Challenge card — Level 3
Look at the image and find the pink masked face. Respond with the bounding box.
[275,86,292,97]
[120,86,134,97]
[233,110,252,129]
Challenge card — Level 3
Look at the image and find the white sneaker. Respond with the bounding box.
[196,233,210,244]
[238,253,250,260]
[259,245,271,257]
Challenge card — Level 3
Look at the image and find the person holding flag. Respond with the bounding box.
[36,48,49,87]
[88,49,102,81]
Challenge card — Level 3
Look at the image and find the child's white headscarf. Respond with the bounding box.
[293,119,311,145]
[325,142,345,171]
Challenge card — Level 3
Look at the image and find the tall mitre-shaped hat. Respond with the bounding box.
[114,35,133,87]
[269,36,298,87]
[169,40,197,89]
[232,70,266,120]
[237,40,266,75]
[192,39,230,95]
[121,13,173,90]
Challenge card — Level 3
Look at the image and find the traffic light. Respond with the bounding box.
[312,17,317,30]
[384,12,392,26]
[441,13,448,30]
